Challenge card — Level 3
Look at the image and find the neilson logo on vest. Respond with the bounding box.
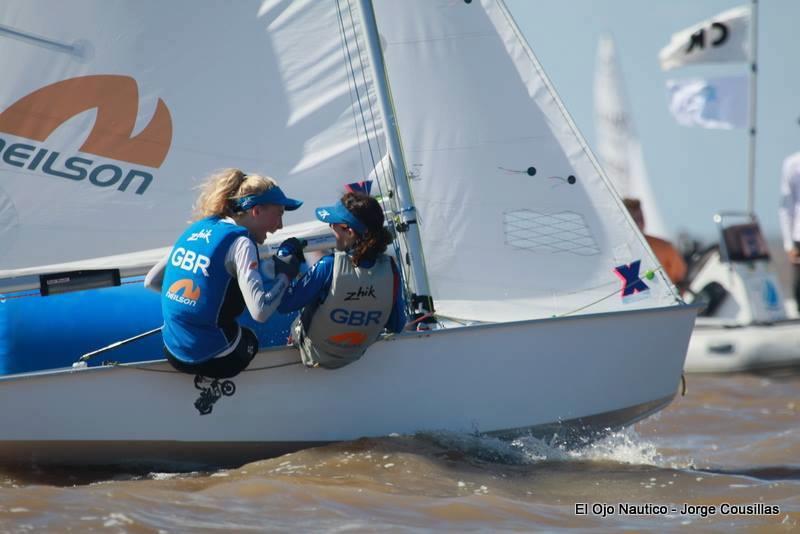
[166,279,201,307]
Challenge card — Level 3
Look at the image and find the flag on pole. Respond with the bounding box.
[659,5,750,71]
[666,75,748,130]
[345,180,373,194]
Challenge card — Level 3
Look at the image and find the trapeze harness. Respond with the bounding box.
[161,216,254,363]
[292,251,394,369]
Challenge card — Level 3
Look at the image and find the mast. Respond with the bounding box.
[746,0,758,213]
[356,0,434,314]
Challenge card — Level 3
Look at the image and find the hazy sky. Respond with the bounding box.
[505,0,798,240]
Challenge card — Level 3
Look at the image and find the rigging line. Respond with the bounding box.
[245,360,302,372]
[344,0,391,191]
[347,5,430,313]
[334,0,381,177]
[103,359,302,373]
[341,3,402,233]
[558,267,674,318]
[341,2,401,231]
[343,0,414,313]
[335,0,371,181]
[434,268,674,324]
[336,0,406,304]
[338,0,407,303]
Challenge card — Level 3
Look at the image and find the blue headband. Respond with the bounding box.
[233,186,303,212]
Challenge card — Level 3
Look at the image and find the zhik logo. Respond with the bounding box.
[166,279,201,307]
[0,75,173,195]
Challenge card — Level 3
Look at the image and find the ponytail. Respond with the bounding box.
[342,192,393,266]
[193,168,278,220]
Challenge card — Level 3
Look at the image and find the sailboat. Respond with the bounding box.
[594,35,669,239]
[0,0,694,467]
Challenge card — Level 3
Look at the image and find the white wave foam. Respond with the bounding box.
[419,427,664,466]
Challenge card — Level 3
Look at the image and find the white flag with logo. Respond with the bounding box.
[666,76,748,129]
[659,5,749,71]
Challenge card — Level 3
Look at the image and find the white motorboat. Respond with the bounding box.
[683,213,800,372]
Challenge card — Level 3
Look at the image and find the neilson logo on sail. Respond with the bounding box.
[0,75,173,195]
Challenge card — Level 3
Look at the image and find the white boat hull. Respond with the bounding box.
[683,226,800,373]
[685,318,800,373]
[0,305,695,467]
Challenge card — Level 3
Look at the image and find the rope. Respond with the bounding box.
[344,0,413,311]
[427,268,675,325]
[557,268,675,318]
[335,0,413,316]
[103,358,302,374]
[406,312,434,328]
[335,0,380,181]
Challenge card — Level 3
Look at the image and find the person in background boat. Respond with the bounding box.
[278,192,406,369]
[779,151,800,312]
[623,197,687,287]
[144,168,305,378]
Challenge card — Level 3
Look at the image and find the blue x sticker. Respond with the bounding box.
[614,260,649,298]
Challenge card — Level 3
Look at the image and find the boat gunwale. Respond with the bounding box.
[0,303,697,383]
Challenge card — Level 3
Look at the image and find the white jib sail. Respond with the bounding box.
[0,0,384,274]
[373,0,679,322]
[594,36,669,239]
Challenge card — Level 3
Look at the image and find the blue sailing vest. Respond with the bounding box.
[161,217,251,363]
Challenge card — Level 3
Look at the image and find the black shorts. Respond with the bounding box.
[164,327,259,379]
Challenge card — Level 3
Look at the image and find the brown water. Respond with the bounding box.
[1,372,798,532]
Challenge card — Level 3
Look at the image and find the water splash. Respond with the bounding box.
[419,427,664,467]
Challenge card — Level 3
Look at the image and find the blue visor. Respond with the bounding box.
[234,186,303,212]
[315,201,367,234]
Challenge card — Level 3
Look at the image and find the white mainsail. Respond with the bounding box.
[594,36,669,239]
[0,0,383,273]
[373,1,677,322]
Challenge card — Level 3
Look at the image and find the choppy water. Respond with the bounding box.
[1,372,798,532]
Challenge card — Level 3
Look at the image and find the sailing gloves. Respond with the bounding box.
[272,238,307,280]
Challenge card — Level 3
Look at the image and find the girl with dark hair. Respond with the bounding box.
[279,191,406,369]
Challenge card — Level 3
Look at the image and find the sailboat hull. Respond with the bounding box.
[0,305,695,468]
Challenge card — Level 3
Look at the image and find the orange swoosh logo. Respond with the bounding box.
[168,279,200,300]
[0,75,172,168]
[327,332,368,346]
